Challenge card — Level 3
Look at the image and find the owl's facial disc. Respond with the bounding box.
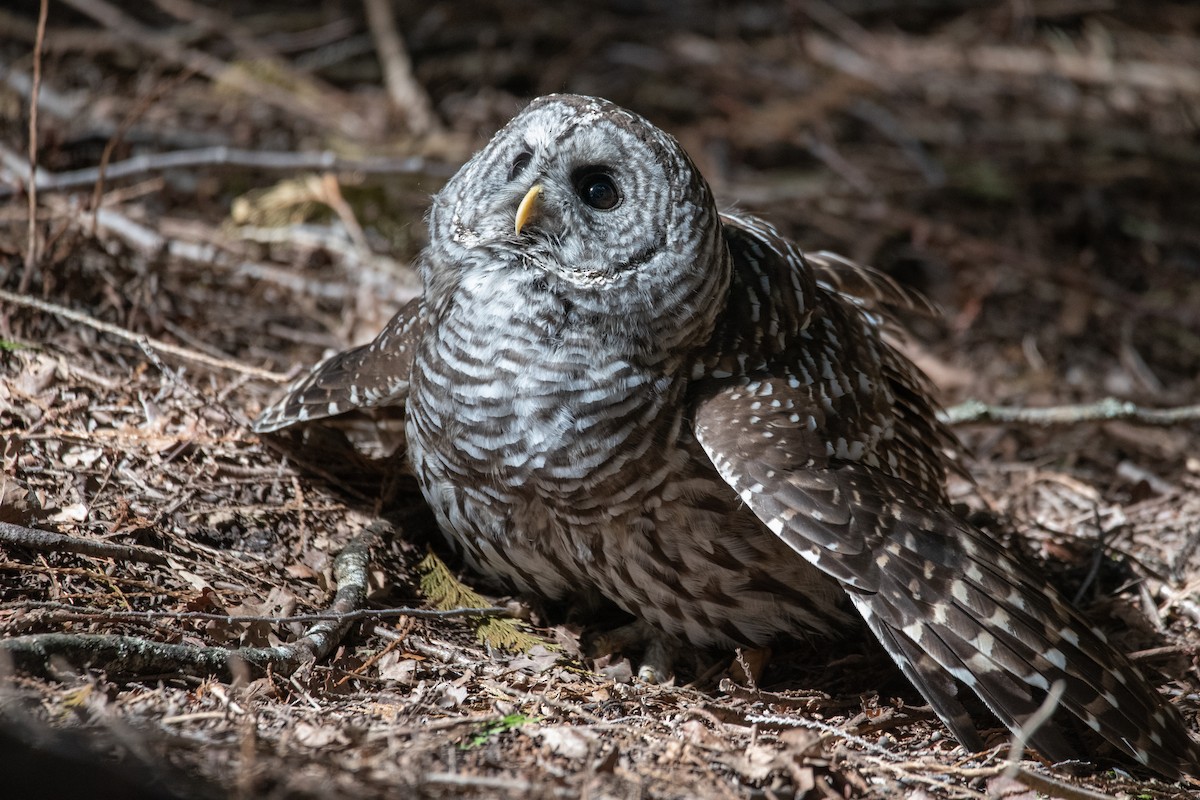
[428,94,719,301]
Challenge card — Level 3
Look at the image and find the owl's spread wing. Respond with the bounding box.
[804,249,941,321]
[253,298,425,433]
[693,378,1199,775]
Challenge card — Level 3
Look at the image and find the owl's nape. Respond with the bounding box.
[254,94,1200,778]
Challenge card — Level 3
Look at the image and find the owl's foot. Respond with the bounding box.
[588,620,680,684]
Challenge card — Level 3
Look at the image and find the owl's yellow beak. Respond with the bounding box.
[514,184,543,235]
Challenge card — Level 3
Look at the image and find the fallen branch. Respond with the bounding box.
[0,522,384,681]
[89,204,416,304]
[942,398,1200,427]
[0,143,447,198]
[6,600,510,627]
[0,522,170,566]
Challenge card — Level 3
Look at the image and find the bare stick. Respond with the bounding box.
[0,286,288,382]
[58,0,365,137]
[806,30,1200,97]
[82,204,415,304]
[0,144,446,198]
[363,0,439,135]
[0,524,384,680]
[0,522,171,566]
[90,69,197,232]
[1006,767,1119,800]
[9,600,511,627]
[942,398,1200,427]
[1002,679,1065,778]
[745,711,901,760]
[19,0,49,293]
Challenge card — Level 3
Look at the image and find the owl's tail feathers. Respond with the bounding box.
[839,489,1200,778]
[721,458,1200,777]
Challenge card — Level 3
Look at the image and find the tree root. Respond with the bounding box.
[1,520,381,682]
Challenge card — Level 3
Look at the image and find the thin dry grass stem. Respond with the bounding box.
[363,0,440,136]
[795,0,873,50]
[0,286,289,382]
[1001,678,1065,779]
[334,619,410,687]
[88,69,197,233]
[57,0,367,137]
[19,0,49,294]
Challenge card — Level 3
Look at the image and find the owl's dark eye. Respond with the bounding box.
[573,169,621,211]
[508,151,532,181]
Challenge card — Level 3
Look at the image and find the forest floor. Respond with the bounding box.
[2,1,1200,798]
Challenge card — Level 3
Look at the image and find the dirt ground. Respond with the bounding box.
[3,1,1200,798]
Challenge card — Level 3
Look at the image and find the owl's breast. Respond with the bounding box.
[406,269,687,506]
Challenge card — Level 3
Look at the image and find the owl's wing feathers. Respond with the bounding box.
[693,216,1198,773]
[804,249,942,321]
[693,383,1198,774]
[252,298,425,433]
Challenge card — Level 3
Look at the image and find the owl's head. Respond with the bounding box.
[424,95,730,348]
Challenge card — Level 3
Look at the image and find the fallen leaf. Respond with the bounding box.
[531,725,596,760]
[50,503,87,523]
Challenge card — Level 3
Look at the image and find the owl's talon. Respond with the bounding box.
[636,636,677,685]
[589,621,678,684]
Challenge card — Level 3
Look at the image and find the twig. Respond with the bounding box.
[806,30,1200,96]
[1003,767,1120,800]
[1127,643,1200,661]
[84,204,416,304]
[363,0,439,135]
[421,773,573,797]
[0,522,171,566]
[0,286,288,382]
[942,398,1200,427]
[0,523,387,680]
[717,679,855,711]
[313,173,372,257]
[20,0,49,293]
[6,599,511,627]
[57,0,366,138]
[0,144,447,198]
[861,755,1117,800]
[1002,679,1065,778]
[744,711,901,760]
[90,69,197,232]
